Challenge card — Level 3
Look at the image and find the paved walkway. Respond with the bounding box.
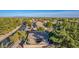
[23,44,48,48]
[27,32,37,44]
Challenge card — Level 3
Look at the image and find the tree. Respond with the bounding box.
[45,22,52,28]
[37,27,45,31]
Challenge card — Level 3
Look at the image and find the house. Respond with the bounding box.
[27,31,49,44]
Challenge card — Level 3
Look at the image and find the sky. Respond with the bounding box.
[0,10,79,17]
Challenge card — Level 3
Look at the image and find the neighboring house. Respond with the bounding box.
[35,21,46,30]
[52,20,57,24]
[25,25,31,32]
[19,22,26,31]
[57,20,63,24]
